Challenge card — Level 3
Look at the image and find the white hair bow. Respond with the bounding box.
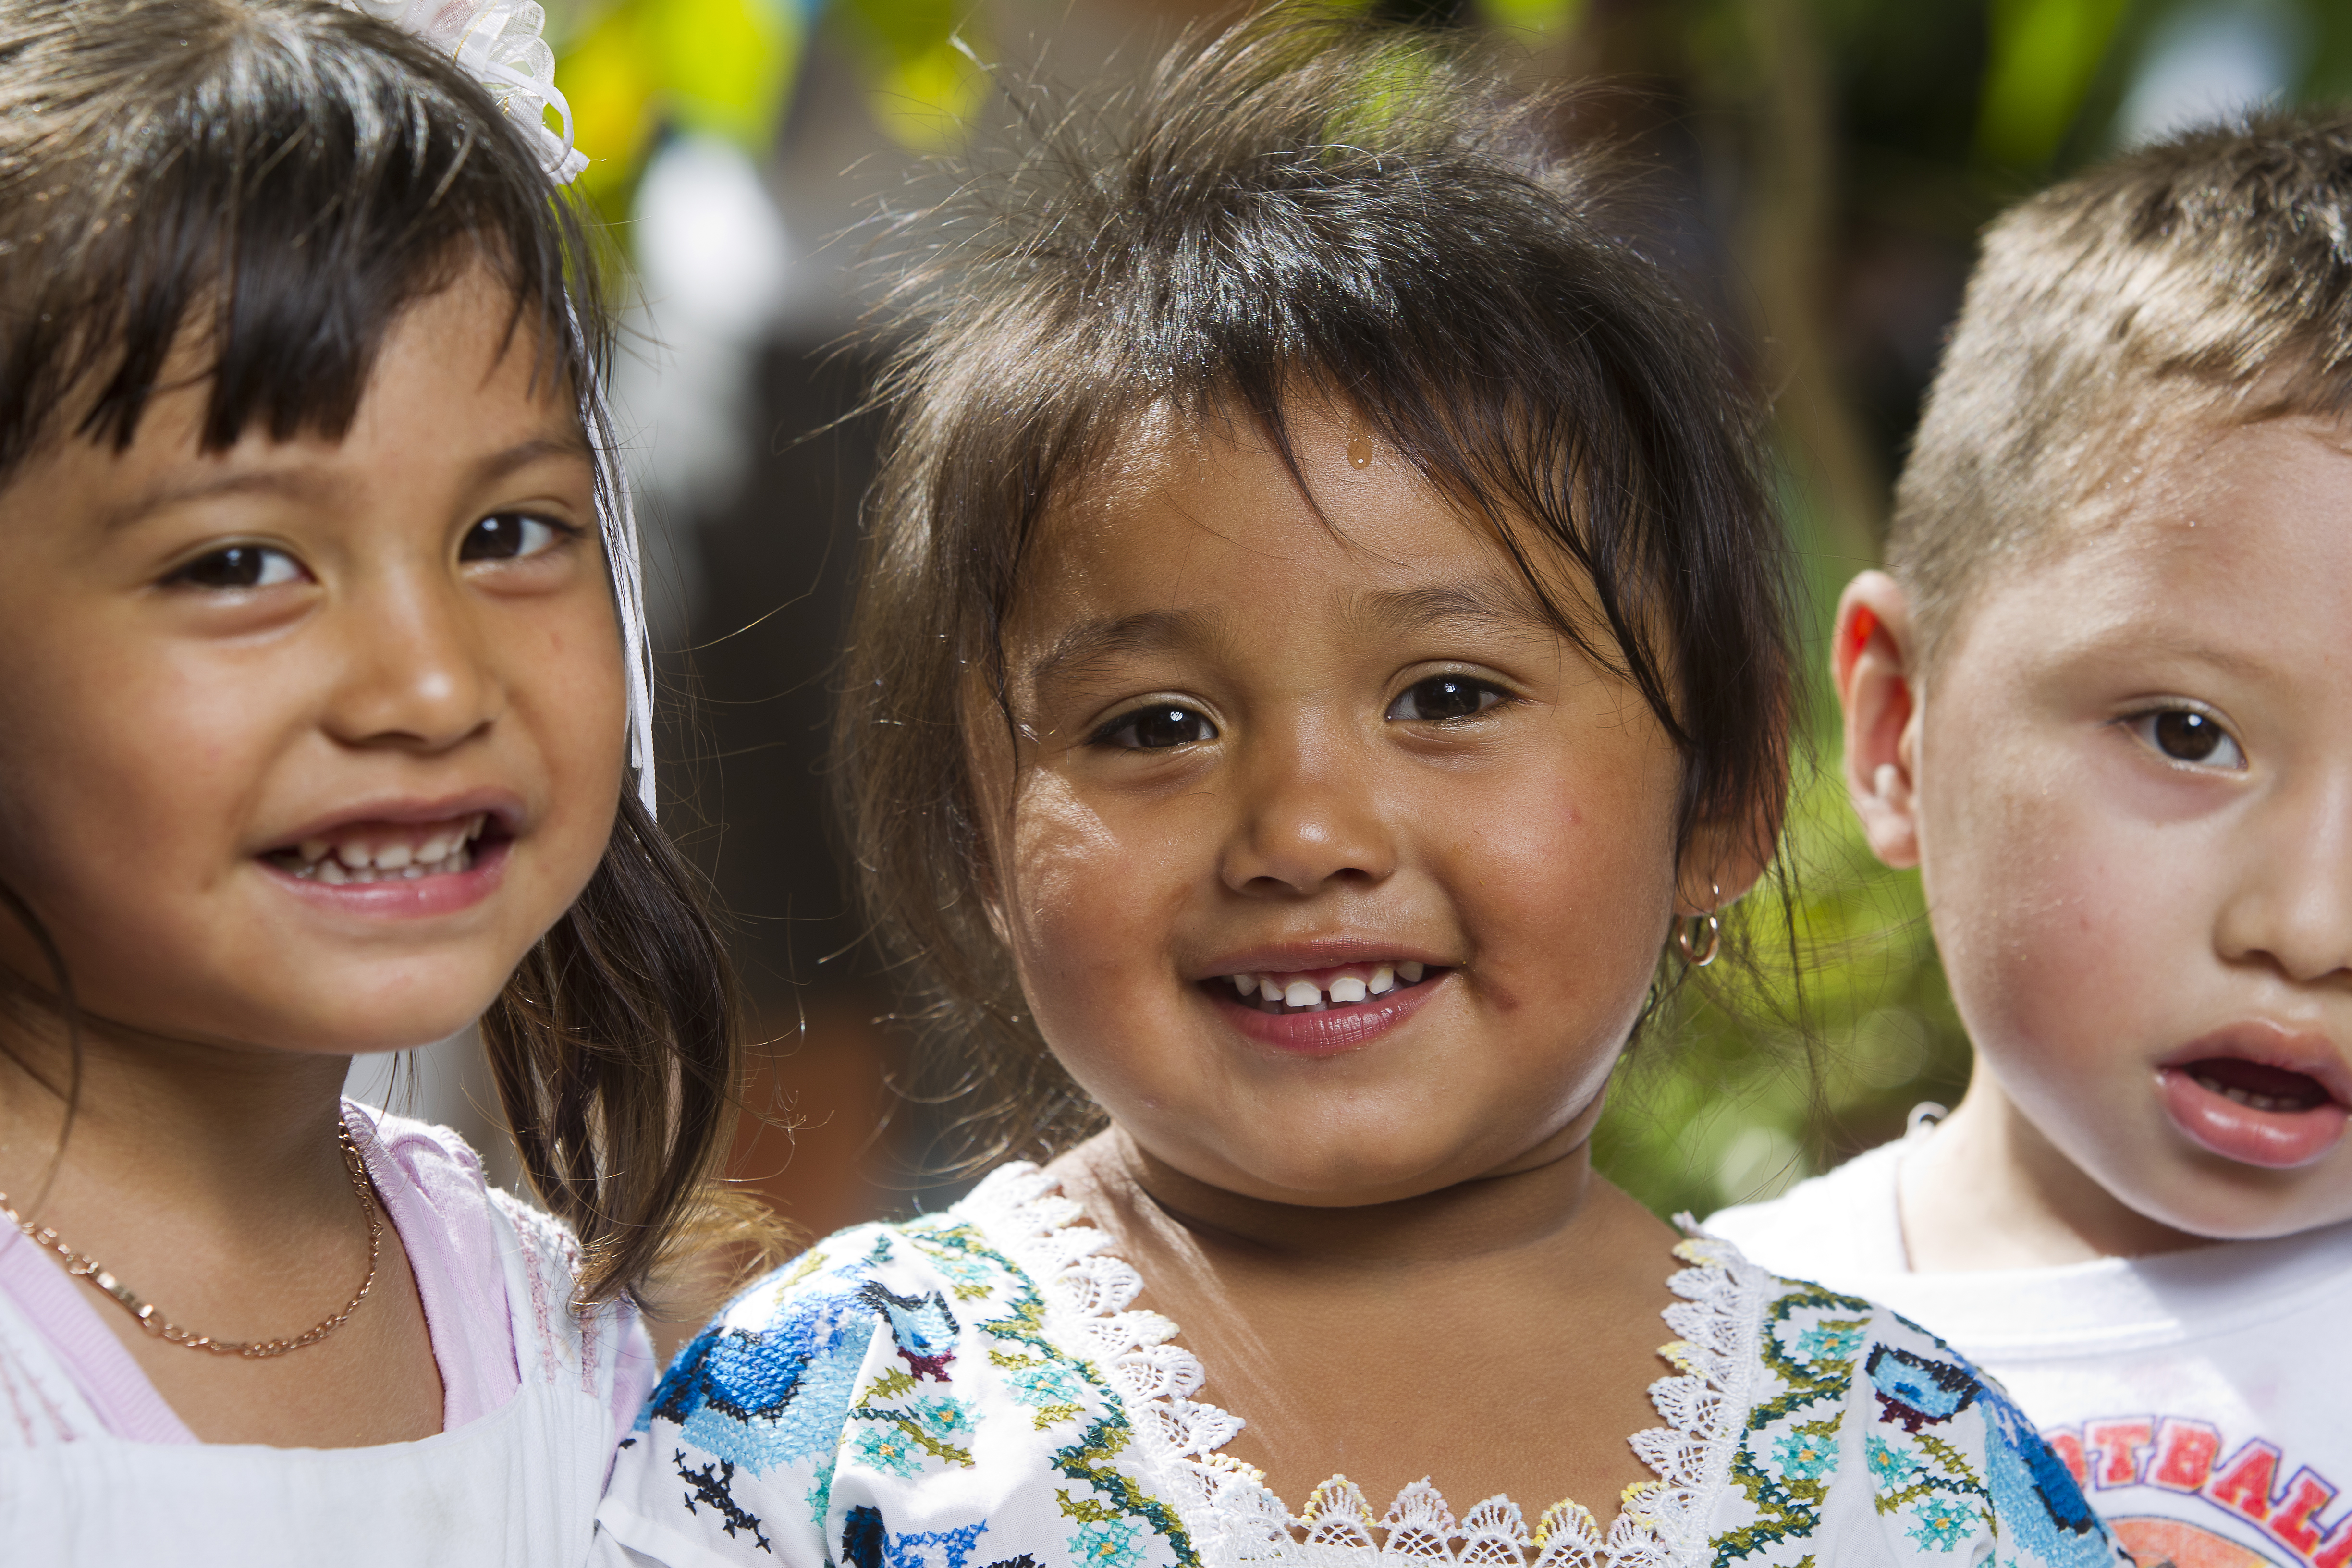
[340,0,659,818]
[341,1,588,182]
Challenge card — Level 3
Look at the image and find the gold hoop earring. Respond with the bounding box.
[1676,882,1722,968]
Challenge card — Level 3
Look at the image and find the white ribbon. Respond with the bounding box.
[340,1,589,184]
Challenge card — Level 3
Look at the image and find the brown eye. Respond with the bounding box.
[1388,675,1504,723]
[168,544,303,589]
[2131,709,2245,769]
[1100,705,1216,749]
[460,512,566,562]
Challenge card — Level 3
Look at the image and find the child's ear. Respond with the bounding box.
[1674,811,1774,918]
[1835,571,1922,870]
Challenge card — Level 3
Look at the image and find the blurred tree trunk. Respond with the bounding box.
[1734,0,1885,570]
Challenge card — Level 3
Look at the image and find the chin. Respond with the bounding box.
[2117,1162,2352,1245]
[243,975,513,1058]
[1203,1133,1487,1207]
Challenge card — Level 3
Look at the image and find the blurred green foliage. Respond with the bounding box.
[1595,756,1971,1218]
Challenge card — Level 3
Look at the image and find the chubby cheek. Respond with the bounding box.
[1447,761,1679,1097]
[0,637,257,931]
[998,774,1189,1059]
[1921,730,2174,1121]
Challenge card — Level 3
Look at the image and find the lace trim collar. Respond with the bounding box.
[956,1163,1765,1568]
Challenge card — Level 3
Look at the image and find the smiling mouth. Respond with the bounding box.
[1210,962,1445,1015]
[2179,1056,2338,1114]
[265,813,495,886]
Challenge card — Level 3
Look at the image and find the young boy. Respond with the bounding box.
[1709,110,2352,1568]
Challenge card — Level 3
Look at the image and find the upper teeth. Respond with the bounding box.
[278,814,488,884]
[1224,962,1430,1011]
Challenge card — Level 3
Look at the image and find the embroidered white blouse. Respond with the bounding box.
[595,1164,2123,1568]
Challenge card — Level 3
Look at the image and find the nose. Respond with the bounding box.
[321,567,502,755]
[1221,723,1396,896]
[2215,769,2352,986]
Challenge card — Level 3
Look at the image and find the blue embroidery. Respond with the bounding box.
[648,1290,880,1474]
[1977,1387,2109,1568]
[861,1282,961,1380]
[840,1507,992,1568]
[1866,1344,1980,1433]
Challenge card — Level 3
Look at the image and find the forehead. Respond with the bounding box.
[1013,398,1564,649]
[1943,415,2352,677]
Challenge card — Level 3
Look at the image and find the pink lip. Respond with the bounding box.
[265,789,522,849]
[2157,1024,2352,1170]
[1207,969,1445,1057]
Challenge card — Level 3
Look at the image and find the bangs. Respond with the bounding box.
[0,0,607,478]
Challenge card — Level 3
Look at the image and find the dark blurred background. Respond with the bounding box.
[354,0,2352,1295]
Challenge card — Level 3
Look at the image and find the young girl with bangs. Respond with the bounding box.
[598,16,2117,1568]
[0,2,770,1560]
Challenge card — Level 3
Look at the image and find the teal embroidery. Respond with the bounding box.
[1908,1495,1977,1552]
[1772,1428,1839,1482]
[908,1395,976,1444]
[855,1422,929,1479]
[1001,1360,1091,1409]
[1715,1283,1877,1563]
[1867,1434,1919,1487]
[908,1219,1203,1568]
[1068,1519,1146,1568]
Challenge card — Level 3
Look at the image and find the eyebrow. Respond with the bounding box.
[1344,580,1558,640]
[1028,607,1226,688]
[2072,626,2282,686]
[1025,578,1560,689]
[101,429,595,532]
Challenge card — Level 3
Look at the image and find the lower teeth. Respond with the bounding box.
[2193,1073,2315,1113]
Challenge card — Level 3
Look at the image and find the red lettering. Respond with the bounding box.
[2048,1430,2091,1493]
[2313,1507,2352,1568]
[2151,1419,2223,1492]
[2273,1472,2341,1556]
[2090,1419,2157,1488]
[2209,1440,2287,1524]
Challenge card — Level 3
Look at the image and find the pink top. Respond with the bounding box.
[0,1101,651,1447]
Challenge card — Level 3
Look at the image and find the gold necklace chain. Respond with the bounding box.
[0,1119,382,1359]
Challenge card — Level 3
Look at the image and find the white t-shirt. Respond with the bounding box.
[1707,1127,2352,1568]
[0,1102,656,1566]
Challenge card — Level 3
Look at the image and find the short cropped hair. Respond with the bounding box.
[1894,108,2352,665]
[837,11,1798,1159]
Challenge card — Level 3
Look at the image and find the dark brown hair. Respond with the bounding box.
[837,12,1800,1162]
[0,0,769,1308]
[1895,107,2352,665]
